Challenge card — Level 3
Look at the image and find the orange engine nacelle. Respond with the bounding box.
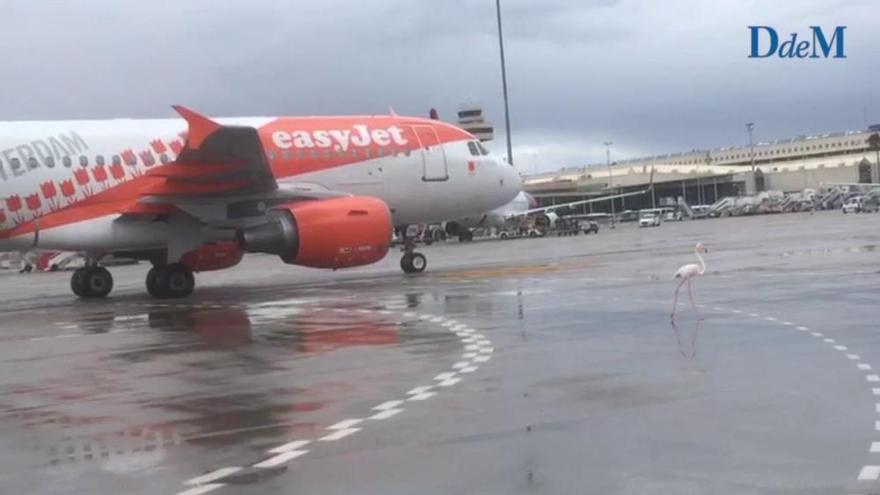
[180,241,244,272]
[238,196,392,269]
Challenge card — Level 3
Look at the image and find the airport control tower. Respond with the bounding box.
[457,105,494,143]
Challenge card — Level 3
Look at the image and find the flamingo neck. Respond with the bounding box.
[695,249,706,274]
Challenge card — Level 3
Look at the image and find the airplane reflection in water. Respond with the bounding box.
[13,302,403,469]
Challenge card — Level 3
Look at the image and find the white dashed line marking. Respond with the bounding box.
[369,408,403,420]
[873,388,880,396]
[268,440,311,454]
[185,467,243,486]
[835,345,849,351]
[823,338,836,344]
[858,466,880,481]
[872,441,880,452]
[372,400,404,411]
[811,332,824,337]
[408,392,437,401]
[866,375,880,383]
[797,326,810,331]
[253,450,308,468]
[319,428,361,442]
[859,364,873,371]
[178,306,493,493]
[407,386,434,395]
[848,354,861,360]
[327,419,363,430]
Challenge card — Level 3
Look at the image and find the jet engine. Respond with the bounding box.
[238,196,392,269]
[534,211,559,230]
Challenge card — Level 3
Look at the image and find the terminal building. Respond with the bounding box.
[523,127,880,213]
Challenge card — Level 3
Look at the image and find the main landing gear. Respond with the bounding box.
[146,263,195,299]
[71,265,114,299]
[400,229,427,274]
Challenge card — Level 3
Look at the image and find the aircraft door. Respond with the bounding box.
[411,125,448,181]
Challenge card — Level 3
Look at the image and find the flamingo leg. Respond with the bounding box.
[671,277,686,320]
[687,278,702,320]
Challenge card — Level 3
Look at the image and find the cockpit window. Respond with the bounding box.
[476,142,490,156]
[467,141,480,157]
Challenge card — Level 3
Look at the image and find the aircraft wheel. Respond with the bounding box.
[148,263,195,299]
[72,266,113,298]
[146,266,165,298]
[71,268,89,297]
[400,252,427,274]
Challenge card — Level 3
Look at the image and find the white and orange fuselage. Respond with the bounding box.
[0,114,520,255]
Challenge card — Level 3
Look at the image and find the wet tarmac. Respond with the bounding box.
[1,210,880,494]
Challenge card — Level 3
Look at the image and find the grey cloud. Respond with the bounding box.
[0,0,875,171]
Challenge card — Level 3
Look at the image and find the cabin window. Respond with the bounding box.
[44,156,55,168]
[467,142,479,156]
[27,157,39,170]
[283,150,291,161]
[364,149,371,159]
[112,155,121,166]
[323,149,332,160]
[297,150,306,160]
[9,158,21,173]
[79,155,88,167]
[160,153,170,164]
[124,153,137,165]
[62,156,72,168]
[310,150,319,159]
[96,155,105,166]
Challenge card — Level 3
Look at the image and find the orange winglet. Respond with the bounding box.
[172,105,222,149]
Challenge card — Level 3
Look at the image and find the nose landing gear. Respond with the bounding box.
[399,227,427,274]
[400,251,427,273]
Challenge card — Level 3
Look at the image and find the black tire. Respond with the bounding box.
[409,253,427,273]
[153,263,195,299]
[146,266,165,298]
[71,268,89,298]
[73,266,113,298]
[400,253,414,273]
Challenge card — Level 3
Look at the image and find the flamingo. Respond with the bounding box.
[670,242,708,320]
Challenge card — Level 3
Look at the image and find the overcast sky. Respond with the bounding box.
[1,0,877,172]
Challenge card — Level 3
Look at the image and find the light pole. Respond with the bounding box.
[495,0,514,166]
[746,122,757,194]
[746,123,755,171]
[605,141,615,228]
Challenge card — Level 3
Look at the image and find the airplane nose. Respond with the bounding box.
[499,158,522,198]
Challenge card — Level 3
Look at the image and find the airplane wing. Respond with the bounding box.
[512,167,655,218]
[142,105,278,199]
[134,106,353,224]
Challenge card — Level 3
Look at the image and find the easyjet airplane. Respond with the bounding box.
[0,106,521,299]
